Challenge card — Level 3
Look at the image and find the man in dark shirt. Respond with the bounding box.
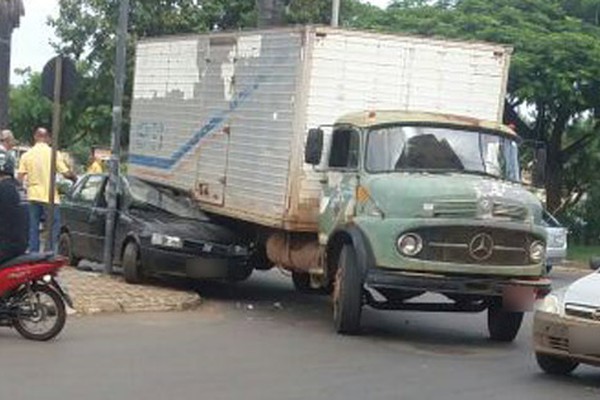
[0,149,28,264]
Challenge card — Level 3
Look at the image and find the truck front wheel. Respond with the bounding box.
[333,244,364,335]
[487,300,523,342]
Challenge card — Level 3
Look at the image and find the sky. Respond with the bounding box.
[10,0,391,84]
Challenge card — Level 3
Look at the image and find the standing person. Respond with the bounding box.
[17,128,76,253]
[87,152,104,174]
[0,129,16,152]
[0,150,28,264]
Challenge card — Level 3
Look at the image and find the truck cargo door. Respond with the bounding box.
[193,37,237,206]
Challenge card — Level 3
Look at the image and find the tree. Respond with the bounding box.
[379,0,600,212]
[0,0,24,129]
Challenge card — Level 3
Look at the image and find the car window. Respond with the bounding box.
[72,175,105,205]
[125,177,207,220]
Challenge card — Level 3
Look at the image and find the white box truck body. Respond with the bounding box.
[128,26,511,232]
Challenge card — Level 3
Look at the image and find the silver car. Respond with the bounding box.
[543,211,567,271]
[533,265,600,375]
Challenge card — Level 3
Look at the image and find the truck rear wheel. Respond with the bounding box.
[487,300,523,342]
[333,245,364,335]
[535,352,579,375]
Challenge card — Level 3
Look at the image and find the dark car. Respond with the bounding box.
[58,174,251,283]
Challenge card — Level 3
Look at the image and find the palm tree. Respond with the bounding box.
[0,0,24,129]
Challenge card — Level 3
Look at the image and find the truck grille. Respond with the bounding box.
[413,226,538,266]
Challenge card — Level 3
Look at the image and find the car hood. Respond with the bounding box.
[130,209,239,244]
[564,272,600,308]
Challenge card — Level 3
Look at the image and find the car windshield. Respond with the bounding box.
[126,177,206,220]
[365,125,520,181]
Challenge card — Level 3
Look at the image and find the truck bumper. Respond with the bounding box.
[365,267,551,308]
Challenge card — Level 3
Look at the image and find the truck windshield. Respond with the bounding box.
[365,125,520,181]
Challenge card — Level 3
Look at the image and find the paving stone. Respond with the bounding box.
[59,267,201,315]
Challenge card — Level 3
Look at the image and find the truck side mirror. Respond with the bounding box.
[532,147,546,188]
[305,128,323,165]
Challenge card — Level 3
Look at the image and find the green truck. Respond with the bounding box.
[128,27,551,339]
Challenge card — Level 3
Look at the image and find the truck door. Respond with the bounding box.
[194,38,236,206]
[319,127,360,240]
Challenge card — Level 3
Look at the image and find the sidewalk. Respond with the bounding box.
[60,267,202,315]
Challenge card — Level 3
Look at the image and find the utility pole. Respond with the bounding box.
[103,0,129,274]
[47,56,63,252]
[331,0,340,27]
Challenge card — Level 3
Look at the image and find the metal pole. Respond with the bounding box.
[48,56,63,253]
[103,0,129,274]
[331,0,340,27]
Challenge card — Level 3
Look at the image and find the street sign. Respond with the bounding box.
[41,56,77,103]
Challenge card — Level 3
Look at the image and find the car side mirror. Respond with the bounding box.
[590,257,600,271]
[532,147,546,188]
[305,128,324,165]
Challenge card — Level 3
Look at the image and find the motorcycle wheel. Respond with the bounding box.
[13,285,66,341]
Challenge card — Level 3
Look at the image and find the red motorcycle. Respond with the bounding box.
[0,253,71,341]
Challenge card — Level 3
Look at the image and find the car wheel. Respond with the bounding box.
[58,232,81,267]
[535,352,579,375]
[122,242,143,284]
[333,244,364,335]
[487,300,524,342]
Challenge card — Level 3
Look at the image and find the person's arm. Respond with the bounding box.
[57,156,77,182]
[16,153,28,183]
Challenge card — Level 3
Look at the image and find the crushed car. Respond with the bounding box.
[59,174,251,283]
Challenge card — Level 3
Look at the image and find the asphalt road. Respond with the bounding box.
[0,269,597,400]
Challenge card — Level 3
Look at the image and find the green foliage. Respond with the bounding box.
[8,72,52,143]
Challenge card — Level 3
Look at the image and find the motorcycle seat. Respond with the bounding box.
[0,253,54,270]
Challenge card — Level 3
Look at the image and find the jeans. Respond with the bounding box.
[29,202,60,253]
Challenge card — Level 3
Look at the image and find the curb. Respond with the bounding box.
[60,267,202,316]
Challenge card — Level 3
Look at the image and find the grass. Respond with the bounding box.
[567,244,600,263]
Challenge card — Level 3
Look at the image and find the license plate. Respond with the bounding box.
[502,286,535,311]
[569,326,600,355]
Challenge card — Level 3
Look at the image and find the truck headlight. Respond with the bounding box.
[529,241,545,263]
[536,294,560,314]
[151,233,183,249]
[397,233,423,257]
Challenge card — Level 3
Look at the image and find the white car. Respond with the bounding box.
[534,264,600,375]
[543,211,567,272]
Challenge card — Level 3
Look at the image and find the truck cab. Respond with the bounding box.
[305,110,551,339]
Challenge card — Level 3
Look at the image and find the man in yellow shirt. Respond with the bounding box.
[18,128,76,252]
[87,154,104,174]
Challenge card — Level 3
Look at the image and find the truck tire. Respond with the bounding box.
[487,300,523,342]
[535,352,579,375]
[333,244,364,335]
[122,242,143,284]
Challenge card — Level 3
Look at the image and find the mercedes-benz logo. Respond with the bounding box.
[469,233,494,261]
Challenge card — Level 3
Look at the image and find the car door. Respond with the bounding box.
[65,175,107,261]
[87,177,111,262]
[319,127,361,242]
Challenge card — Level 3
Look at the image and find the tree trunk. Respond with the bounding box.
[0,28,11,129]
[545,112,569,212]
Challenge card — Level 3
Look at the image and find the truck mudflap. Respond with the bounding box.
[364,268,551,312]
